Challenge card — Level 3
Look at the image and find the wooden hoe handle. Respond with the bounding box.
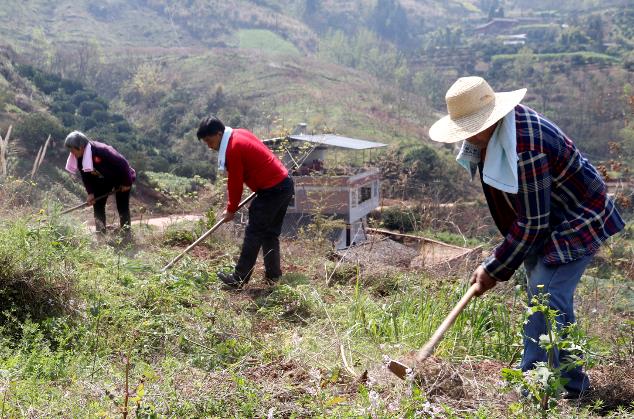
[415,282,479,362]
[59,189,120,215]
[160,192,256,272]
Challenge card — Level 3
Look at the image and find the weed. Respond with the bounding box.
[349,278,521,360]
[0,219,86,332]
[502,289,597,416]
[256,284,318,323]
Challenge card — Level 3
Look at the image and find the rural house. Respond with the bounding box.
[269,128,386,249]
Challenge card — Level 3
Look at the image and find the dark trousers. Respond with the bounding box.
[93,184,131,234]
[234,176,294,282]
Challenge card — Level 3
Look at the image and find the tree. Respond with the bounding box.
[122,63,168,107]
[584,14,605,47]
[369,0,410,46]
[78,101,105,117]
[513,46,536,81]
[302,0,320,18]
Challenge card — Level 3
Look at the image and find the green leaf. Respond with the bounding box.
[325,396,347,407]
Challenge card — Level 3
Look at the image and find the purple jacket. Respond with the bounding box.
[78,141,136,194]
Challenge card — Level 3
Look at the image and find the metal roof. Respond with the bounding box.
[288,134,387,150]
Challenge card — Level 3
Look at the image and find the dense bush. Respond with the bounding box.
[81,116,98,131]
[145,171,207,198]
[60,78,83,95]
[91,109,110,123]
[70,90,97,107]
[51,100,76,114]
[379,205,419,232]
[13,112,66,157]
[57,112,77,127]
[0,219,85,333]
[78,100,105,117]
[114,120,132,133]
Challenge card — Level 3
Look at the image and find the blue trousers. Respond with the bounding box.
[520,253,593,393]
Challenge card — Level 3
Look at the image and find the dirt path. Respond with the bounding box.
[86,214,204,232]
[132,214,203,230]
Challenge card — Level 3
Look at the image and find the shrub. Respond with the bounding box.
[13,112,66,152]
[380,206,418,232]
[32,73,60,94]
[70,90,97,107]
[58,112,77,127]
[51,100,76,114]
[145,171,207,198]
[78,100,105,117]
[115,120,132,133]
[502,290,597,413]
[91,109,110,123]
[0,219,85,333]
[60,78,83,95]
[82,117,98,131]
[163,226,197,246]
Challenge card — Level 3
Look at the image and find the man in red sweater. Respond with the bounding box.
[197,115,294,289]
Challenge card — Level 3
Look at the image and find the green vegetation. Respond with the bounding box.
[0,0,633,416]
[502,290,598,414]
[144,172,208,199]
[0,205,631,416]
[491,51,619,65]
[15,64,172,172]
[234,29,300,55]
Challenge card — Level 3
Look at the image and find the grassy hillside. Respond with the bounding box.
[0,2,633,416]
[0,1,199,52]
[0,196,632,417]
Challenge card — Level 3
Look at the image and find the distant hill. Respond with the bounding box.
[0,0,632,195]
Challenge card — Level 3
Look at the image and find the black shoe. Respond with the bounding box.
[217,272,244,290]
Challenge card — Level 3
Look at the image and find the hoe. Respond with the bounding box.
[387,282,479,379]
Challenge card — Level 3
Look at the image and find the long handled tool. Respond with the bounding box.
[387,282,480,379]
[60,189,120,215]
[160,192,256,272]
[160,141,319,273]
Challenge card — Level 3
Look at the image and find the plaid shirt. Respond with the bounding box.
[481,105,625,281]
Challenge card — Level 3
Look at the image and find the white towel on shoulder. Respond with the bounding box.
[456,110,518,194]
[65,143,94,174]
[217,126,232,174]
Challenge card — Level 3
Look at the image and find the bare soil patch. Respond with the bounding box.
[336,233,481,274]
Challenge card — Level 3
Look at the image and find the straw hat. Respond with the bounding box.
[429,76,527,143]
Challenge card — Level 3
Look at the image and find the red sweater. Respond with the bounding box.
[225,128,288,212]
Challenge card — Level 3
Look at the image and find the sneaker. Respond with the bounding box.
[217,272,244,290]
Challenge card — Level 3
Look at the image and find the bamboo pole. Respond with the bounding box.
[0,125,12,178]
[31,146,44,179]
[37,135,51,172]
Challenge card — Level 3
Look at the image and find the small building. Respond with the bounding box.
[271,131,386,249]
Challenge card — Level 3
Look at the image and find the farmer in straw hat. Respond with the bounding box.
[428,76,624,399]
[64,131,136,243]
